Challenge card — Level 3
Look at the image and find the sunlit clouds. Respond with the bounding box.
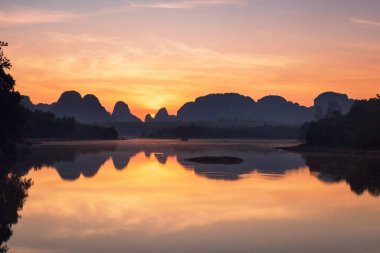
[2,0,380,117]
[128,0,246,9]
[0,9,77,26]
[351,18,380,28]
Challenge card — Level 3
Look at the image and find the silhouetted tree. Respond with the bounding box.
[0,160,32,252]
[301,95,380,148]
[25,110,119,140]
[0,42,27,154]
[303,153,380,197]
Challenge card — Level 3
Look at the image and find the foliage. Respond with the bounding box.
[301,95,380,148]
[303,153,380,196]
[0,160,32,253]
[26,110,119,140]
[0,42,28,153]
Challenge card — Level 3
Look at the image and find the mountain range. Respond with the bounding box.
[22,90,354,125]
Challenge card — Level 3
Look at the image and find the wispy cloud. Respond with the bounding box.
[0,9,77,26]
[351,18,380,27]
[0,1,243,27]
[47,32,120,44]
[128,0,244,9]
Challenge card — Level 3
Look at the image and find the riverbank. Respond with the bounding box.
[281,144,380,155]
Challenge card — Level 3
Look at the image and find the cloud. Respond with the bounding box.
[21,36,295,85]
[47,32,120,44]
[0,0,246,27]
[351,18,380,27]
[128,0,244,9]
[0,9,77,26]
[149,37,294,67]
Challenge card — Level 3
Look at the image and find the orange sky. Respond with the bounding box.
[1,0,380,118]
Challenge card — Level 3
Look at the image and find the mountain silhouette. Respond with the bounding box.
[177,93,313,124]
[152,108,177,122]
[145,114,154,122]
[112,101,141,122]
[314,92,354,120]
[22,90,356,125]
[50,91,111,123]
[255,95,313,124]
[23,91,141,123]
[178,93,256,122]
[21,96,50,112]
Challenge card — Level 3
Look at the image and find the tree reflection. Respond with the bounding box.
[0,160,32,252]
[303,153,380,197]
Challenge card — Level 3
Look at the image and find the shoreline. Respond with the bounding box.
[19,139,380,155]
[280,144,380,155]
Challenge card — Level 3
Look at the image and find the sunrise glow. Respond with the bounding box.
[2,0,380,117]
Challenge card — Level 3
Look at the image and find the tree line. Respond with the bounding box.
[0,42,118,154]
[300,95,380,148]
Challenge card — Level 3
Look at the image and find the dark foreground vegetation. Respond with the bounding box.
[300,95,380,148]
[0,159,32,253]
[0,42,118,154]
[144,124,299,139]
[303,153,380,196]
[26,110,118,140]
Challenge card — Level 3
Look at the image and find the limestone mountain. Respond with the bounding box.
[51,91,110,123]
[21,90,356,125]
[111,101,141,122]
[177,93,314,124]
[255,95,313,124]
[314,92,354,120]
[145,114,154,123]
[177,93,256,122]
[152,108,177,122]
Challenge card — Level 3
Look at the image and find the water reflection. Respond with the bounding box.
[10,141,307,181]
[303,153,380,197]
[8,141,380,195]
[3,140,380,253]
[0,160,32,253]
[11,143,117,180]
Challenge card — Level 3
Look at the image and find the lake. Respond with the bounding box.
[2,140,380,253]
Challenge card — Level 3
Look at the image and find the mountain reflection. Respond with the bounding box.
[303,153,380,197]
[11,143,117,181]
[7,141,380,197]
[9,142,306,181]
[0,160,32,253]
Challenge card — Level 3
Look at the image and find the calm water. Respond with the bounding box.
[2,140,380,253]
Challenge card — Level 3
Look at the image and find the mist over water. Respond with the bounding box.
[3,140,380,253]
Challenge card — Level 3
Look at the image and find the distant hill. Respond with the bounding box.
[255,95,312,124]
[111,101,141,123]
[22,90,356,125]
[21,96,51,112]
[314,92,354,120]
[177,93,313,124]
[49,91,110,123]
[153,108,177,122]
[22,91,141,123]
[178,93,256,122]
[145,114,154,122]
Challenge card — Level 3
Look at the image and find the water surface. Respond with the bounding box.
[2,140,380,253]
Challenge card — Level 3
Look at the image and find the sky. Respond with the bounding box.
[1,0,380,118]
